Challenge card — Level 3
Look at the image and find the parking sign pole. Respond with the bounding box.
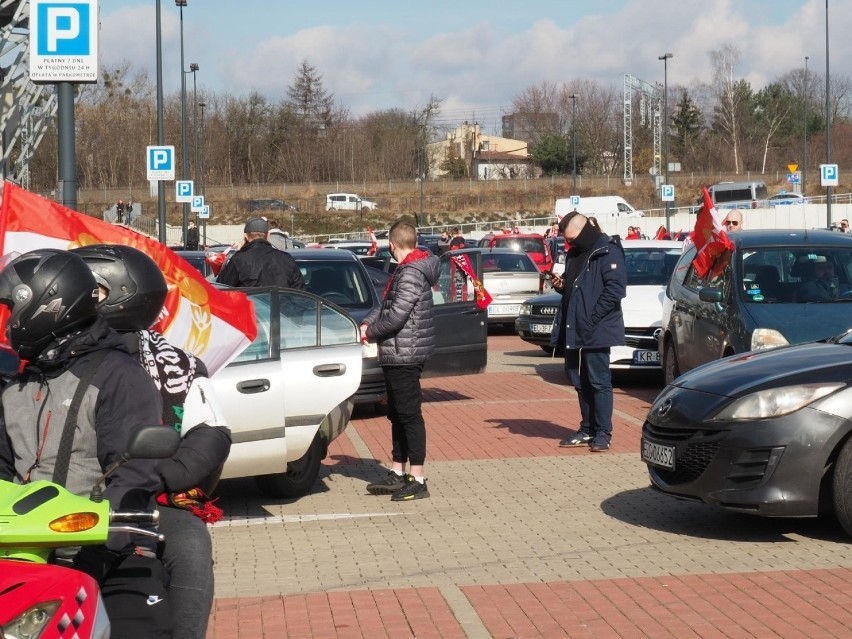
[155,0,167,243]
[57,83,77,209]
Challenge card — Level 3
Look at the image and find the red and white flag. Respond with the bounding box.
[690,186,734,279]
[366,226,377,256]
[0,181,256,374]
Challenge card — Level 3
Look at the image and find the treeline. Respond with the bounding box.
[28,47,852,194]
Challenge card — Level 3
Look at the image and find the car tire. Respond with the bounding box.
[663,339,680,385]
[254,434,324,498]
[832,437,852,537]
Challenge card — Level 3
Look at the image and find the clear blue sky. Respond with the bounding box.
[101,0,846,131]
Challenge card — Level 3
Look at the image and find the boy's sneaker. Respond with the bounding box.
[390,475,430,501]
[366,471,407,495]
[559,433,592,447]
[590,438,611,452]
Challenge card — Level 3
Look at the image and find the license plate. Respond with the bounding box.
[531,322,554,334]
[642,439,675,469]
[633,349,661,364]
[488,304,520,316]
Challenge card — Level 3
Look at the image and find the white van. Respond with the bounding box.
[326,193,378,212]
[554,195,642,220]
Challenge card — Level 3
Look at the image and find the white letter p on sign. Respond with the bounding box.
[47,7,80,52]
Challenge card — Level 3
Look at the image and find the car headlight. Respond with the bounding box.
[519,303,531,316]
[711,383,844,421]
[751,328,789,350]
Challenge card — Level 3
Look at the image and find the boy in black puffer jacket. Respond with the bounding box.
[360,220,440,501]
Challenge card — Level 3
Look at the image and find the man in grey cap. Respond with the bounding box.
[216,217,305,289]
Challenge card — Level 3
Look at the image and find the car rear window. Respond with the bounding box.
[298,261,374,310]
[482,253,539,273]
[625,248,682,286]
[493,237,544,253]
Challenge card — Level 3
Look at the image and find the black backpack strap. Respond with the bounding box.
[52,349,110,486]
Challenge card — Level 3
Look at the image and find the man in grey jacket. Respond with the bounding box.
[360,220,440,501]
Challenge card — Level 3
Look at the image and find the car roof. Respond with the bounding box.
[622,240,683,249]
[730,229,852,249]
[288,248,361,262]
[452,247,533,257]
[491,233,544,239]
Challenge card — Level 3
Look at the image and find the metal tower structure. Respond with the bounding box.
[623,74,661,185]
[1,0,57,185]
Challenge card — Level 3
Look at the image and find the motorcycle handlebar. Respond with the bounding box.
[110,510,160,525]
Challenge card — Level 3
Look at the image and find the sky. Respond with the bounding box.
[99,0,852,132]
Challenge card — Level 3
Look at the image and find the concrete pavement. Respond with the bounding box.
[206,333,852,638]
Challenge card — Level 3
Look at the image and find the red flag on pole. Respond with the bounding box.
[366,226,377,256]
[690,186,734,279]
[0,181,256,373]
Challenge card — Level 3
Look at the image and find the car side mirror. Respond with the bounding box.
[699,286,723,304]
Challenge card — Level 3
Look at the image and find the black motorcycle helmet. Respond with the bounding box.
[0,249,100,360]
[70,244,168,332]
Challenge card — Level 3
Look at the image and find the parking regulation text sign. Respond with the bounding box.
[147,146,175,181]
[29,0,99,83]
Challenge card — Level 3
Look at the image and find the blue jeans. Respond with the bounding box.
[564,348,613,443]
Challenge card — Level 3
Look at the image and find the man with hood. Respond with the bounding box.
[550,212,626,452]
[359,220,440,501]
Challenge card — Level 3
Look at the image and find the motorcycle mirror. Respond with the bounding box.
[90,426,181,501]
[126,425,181,460]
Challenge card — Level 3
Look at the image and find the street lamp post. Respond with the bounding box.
[418,123,425,227]
[803,56,808,197]
[176,0,189,247]
[825,0,832,227]
[190,63,199,184]
[199,101,207,246]
[569,93,578,193]
[659,52,673,231]
[155,0,166,243]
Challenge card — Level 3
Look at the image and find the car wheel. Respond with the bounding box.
[254,435,324,498]
[663,339,680,385]
[833,437,852,537]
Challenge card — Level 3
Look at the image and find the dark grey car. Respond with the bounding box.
[660,229,852,385]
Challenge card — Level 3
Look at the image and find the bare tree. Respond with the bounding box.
[711,45,745,173]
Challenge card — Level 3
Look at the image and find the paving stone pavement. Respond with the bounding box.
[206,333,852,638]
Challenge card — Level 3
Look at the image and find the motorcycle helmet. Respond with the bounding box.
[70,244,168,331]
[0,249,100,360]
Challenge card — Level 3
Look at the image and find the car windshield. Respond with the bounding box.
[493,237,544,254]
[299,260,375,310]
[740,246,852,303]
[625,247,681,286]
[482,252,539,273]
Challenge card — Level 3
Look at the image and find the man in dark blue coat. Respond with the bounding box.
[551,212,626,452]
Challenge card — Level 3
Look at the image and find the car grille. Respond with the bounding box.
[531,304,559,317]
[625,327,660,350]
[643,422,726,485]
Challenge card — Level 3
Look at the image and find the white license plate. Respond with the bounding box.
[633,349,661,364]
[531,322,554,334]
[642,439,675,469]
[488,304,520,316]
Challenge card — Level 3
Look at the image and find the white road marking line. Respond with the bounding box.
[210,512,407,527]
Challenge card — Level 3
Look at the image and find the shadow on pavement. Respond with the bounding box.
[484,417,573,440]
[601,485,848,543]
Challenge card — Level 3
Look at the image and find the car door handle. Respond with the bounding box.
[237,379,270,394]
[314,363,347,377]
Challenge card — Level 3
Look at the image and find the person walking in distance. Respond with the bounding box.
[550,212,627,452]
[185,220,200,250]
[361,220,440,500]
[448,227,466,251]
[217,217,304,289]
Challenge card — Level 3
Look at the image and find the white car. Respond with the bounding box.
[515,240,683,369]
[766,192,808,206]
[326,193,378,212]
[214,287,362,497]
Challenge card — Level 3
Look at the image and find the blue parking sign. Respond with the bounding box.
[198,205,210,220]
[191,196,205,212]
[146,146,175,181]
[570,195,581,207]
[661,184,675,202]
[176,180,194,202]
[821,164,839,187]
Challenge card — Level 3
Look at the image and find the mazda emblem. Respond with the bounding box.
[657,398,673,417]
